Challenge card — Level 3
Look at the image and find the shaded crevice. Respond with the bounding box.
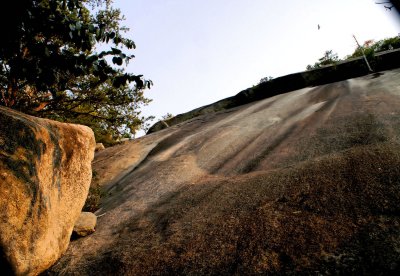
[47,125,62,195]
[0,245,14,276]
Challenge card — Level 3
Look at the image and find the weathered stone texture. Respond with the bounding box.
[49,69,400,275]
[95,143,105,152]
[0,106,95,275]
[73,212,97,237]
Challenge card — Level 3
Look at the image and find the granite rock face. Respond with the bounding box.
[0,106,95,275]
[50,69,400,275]
[147,50,400,134]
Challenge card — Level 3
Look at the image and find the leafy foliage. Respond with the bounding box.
[259,76,274,84]
[0,0,152,142]
[161,113,174,121]
[306,35,400,71]
[346,36,400,60]
[306,50,340,70]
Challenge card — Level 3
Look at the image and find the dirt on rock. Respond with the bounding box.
[48,69,400,275]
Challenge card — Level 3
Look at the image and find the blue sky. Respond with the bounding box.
[112,0,399,134]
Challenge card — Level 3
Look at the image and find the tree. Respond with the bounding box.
[306,50,340,70]
[347,36,400,59]
[161,113,174,121]
[45,74,154,144]
[0,0,152,142]
[259,76,273,84]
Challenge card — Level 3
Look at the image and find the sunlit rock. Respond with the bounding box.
[73,212,97,237]
[0,106,95,275]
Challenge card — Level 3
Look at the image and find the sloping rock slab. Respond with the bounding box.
[0,107,95,275]
[49,70,400,274]
[147,49,400,134]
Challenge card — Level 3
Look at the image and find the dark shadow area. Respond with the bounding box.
[50,138,400,275]
[239,124,297,174]
[370,72,384,79]
[69,232,81,241]
[390,0,400,20]
[0,246,15,276]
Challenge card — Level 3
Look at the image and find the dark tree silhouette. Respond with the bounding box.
[0,0,153,142]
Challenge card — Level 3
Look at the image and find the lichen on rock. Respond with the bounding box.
[0,106,95,276]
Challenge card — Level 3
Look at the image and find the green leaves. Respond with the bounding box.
[112,56,123,65]
[86,55,98,63]
[125,39,136,49]
[111,47,122,54]
[307,50,340,70]
[0,0,152,141]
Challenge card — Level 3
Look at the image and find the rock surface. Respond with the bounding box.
[49,69,400,275]
[95,143,105,151]
[73,212,97,237]
[0,107,95,275]
[148,49,400,134]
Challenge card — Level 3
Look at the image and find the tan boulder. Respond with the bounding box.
[0,106,95,275]
[95,143,105,151]
[73,212,97,237]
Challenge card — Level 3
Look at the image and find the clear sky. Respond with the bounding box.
[112,0,399,134]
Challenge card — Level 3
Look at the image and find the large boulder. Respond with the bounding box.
[0,106,95,275]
